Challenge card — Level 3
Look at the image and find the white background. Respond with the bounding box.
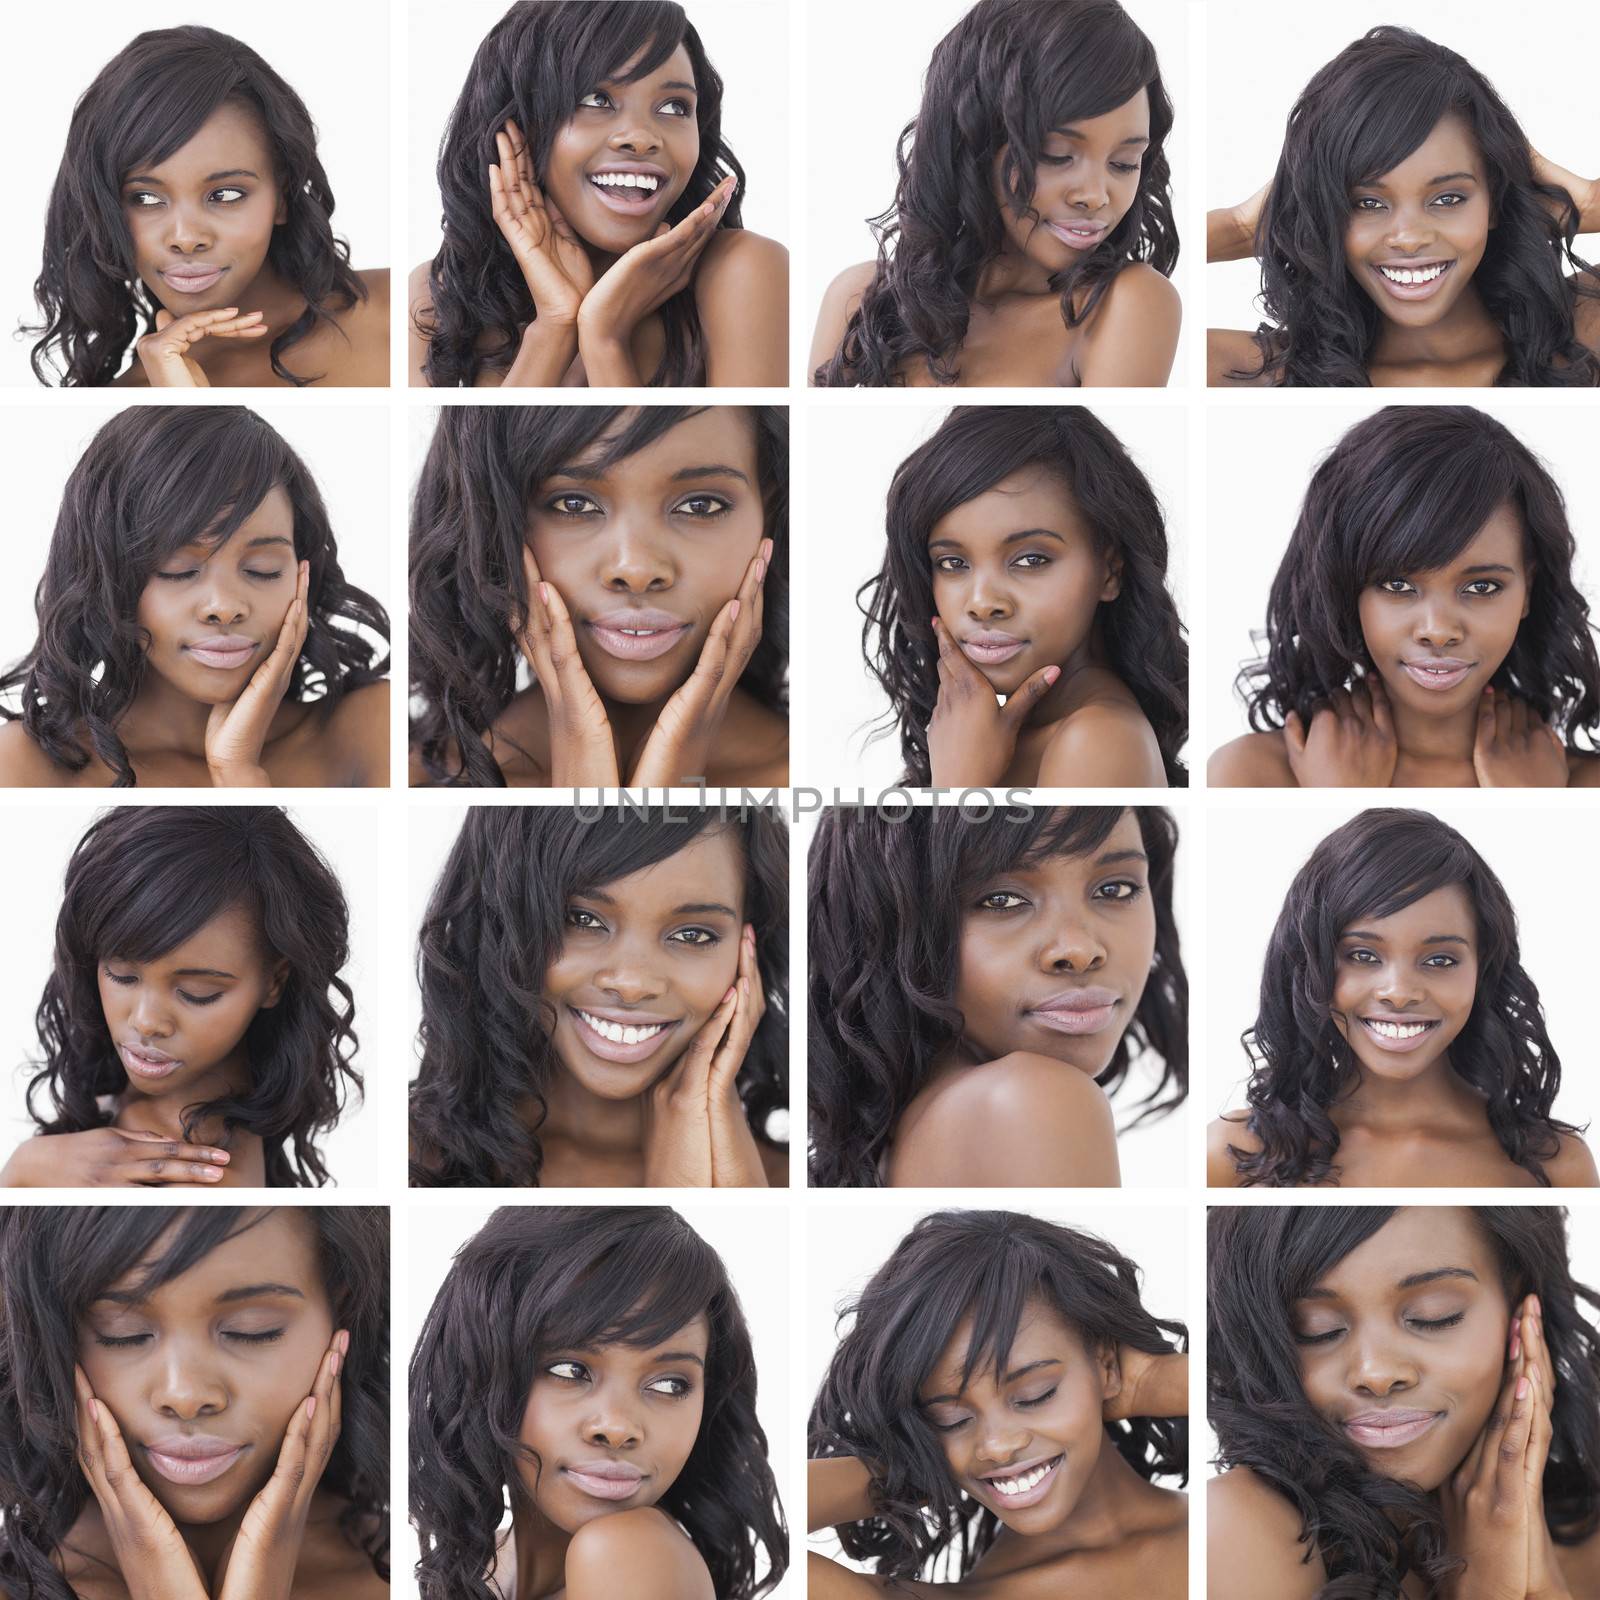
[0,0,390,388]
[0,402,392,678]
[405,0,791,281]
[0,802,401,1189]
[1204,399,1600,750]
[802,0,1193,388]
[1206,0,1600,334]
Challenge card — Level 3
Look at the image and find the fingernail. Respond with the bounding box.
[211,1151,230,1163]
[755,559,766,583]
[1044,665,1062,684]
[201,1167,222,1181]
[538,582,548,603]
[88,1398,99,1422]
[306,1396,317,1420]
[1533,1294,1542,1316]
[729,599,741,621]
[1517,1376,1530,1398]
[340,1329,350,1355]
[723,984,737,1003]
[331,1351,341,1376]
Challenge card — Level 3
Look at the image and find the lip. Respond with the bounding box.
[978,1453,1064,1509]
[1045,218,1110,251]
[185,636,258,671]
[1370,258,1455,303]
[120,1043,184,1081]
[960,631,1028,666]
[159,265,228,296]
[585,608,691,662]
[1025,986,1121,1036]
[1400,657,1476,693]
[144,1437,246,1484]
[586,163,671,216]
[1358,1015,1442,1054]
[568,1005,680,1064]
[1342,1410,1442,1449]
[563,1460,646,1501]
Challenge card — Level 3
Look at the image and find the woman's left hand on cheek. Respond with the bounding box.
[926,617,1059,787]
[628,538,770,787]
[204,561,310,788]
[705,924,770,1188]
[1472,687,1569,788]
[214,1328,346,1600]
[1514,1297,1573,1600]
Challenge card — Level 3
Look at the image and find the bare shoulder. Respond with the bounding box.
[1207,1113,1256,1187]
[1036,700,1165,786]
[1208,729,1294,787]
[895,1053,1119,1187]
[0,719,73,787]
[1074,262,1181,386]
[1547,1129,1600,1187]
[1208,327,1275,388]
[1566,750,1600,786]
[808,258,879,382]
[324,680,391,786]
[698,229,788,384]
[714,690,789,785]
[564,1508,713,1600]
[1208,1468,1324,1600]
[697,227,788,287]
[355,267,390,314]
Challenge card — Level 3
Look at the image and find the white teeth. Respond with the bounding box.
[1380,263,1446,285]
[989,1460,1053,1496]
[591,172,659,192]
[577,1009,667,1046]
[1366,1019,1433,1039]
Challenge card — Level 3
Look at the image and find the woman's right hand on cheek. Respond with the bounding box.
[75,1365,209,1600]
[491,120,594,329]
[1283,679,1397,787]
[1,1129,230,1188]
[515,548,621,786]
[136,308,268,387]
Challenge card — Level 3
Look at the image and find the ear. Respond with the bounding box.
[1097,1339,1124,1404]
[1099,549,1125,604]
[260,958,291,1009]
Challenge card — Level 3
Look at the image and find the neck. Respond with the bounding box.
[512,1506,572,1600]
[1019,626,1107,729]
[227,261,306,329]
[976,242,1055,302]
[116,668,218,762]
[1369,281,1502,369]
[115,1050,252,1143]
[1387,692,1480,770]
[534,1063,649,1161]
[1333,1055,1473,1132]
[595,692,683,778]
[180,1504,251,1581]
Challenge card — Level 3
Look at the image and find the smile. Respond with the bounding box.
[1359,1016,1441,1053]
[1400,658,1475,692]
[569,1006,678,1063]
[1045,219,1109,251]
[119,1043,183,1080]
[587,168,668,215]
[1342,1410,1442,1449]
[160,266,228,295]
[981,1453,1063,1507]
[1372,259,1454,301]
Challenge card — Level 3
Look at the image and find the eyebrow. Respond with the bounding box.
[928,528,1069,551]
[1339,931,1470,948]
[1057,128,1150,149]
[172,967,238,980]
[125,169,261,185]
[1302,1266,1479,1301]
[546,462,751,486]
[923,1357,1062,1404]
[579,888,740,918]
[244,535,293,550]
[1358,171,1478,190]
[97,1281,306,1308]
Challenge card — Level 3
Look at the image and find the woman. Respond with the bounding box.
[1209,407,1600,788]
[0,1205,388,1600]
[809,805,1185,1188]
[408,805,787,1187]
[1208,1204,1600,1598]
[27,25,387,388]
[410,1206,786,1599]
[809,1209,1187,1596]
[1,806,363,1189]
[409,405,787,788]
[1208,27,1600,387]
[1208,809,1597,1190]
[859,407,1186,787]
[0,407,390,788]
[811,0,1180,387]
[411,0,787,387]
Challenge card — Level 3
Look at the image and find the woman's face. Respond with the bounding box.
[541,827,747,1100]
[927,467,1120,697]
[98,902,288,1096]
[1342,113,1492,329]
[78,1210,334,1525]
[517,1313,709,1535]
[991,89,1151,275]
[919,1297,1114,1534]
[539,42,701,257]
[123,101,285,315]
[952,810,1156,1076]
[527,409,765,706]
[1355,502,1530,720]
[1329,883,1478,1083]
[135,486,299,707]
[1292,1207,1512,1491]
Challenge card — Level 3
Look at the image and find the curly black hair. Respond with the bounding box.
[24,806,362,1189]
[0,1205,389,1600]
[410,1205,786,1599]
[420,0,745,387]
[1226,808,1580,1189]
[808,804,1186,1187]
[811,1208,1187,1583]
[860,406,1187,785]
[408,804,788,1186]
[1238,407,1600,754]
[408,403,787,787]
[814,0,1177,387]
[1208,1205,1600,1598]
[26,25,368,387]
[0,406,390,788]
[1233,27,1600,387]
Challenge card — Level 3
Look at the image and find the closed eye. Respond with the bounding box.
[177,990,224,1007]
[1016,1386,1058,1409]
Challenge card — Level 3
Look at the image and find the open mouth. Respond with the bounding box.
[120,1044,183,1081]
[1372,259,1454,302]
[1400,658,1475,693]
[587,168,668,215]
[569,1006,678,1064]
[1359,1016,1441,1054]
[981,1453,1063,1508]
[1045,219,1109,251]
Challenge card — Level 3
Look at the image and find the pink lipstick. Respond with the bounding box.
[1026,987,1120,1036]
[960,630,1028,666]
[585,608,690,662]
[120,1043,183,1081]
[1400,657,1475,692]
[185,636,258,671]
[563,1459,645,1501]
[1343,1409,1442,1449]
[160,266,228,296]
[144,1434,245,1485]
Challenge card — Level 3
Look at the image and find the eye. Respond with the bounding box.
[1344,948,1380,965]
[1421,953,1459,969]
[1092,879,1144,903]
[645,1374,694,1397]
[177,990,224,1007]
[546,493,603,518]
[1352,196,1385,212]
[1110,162,1141,175]
[1012,552,1050,570]
[93,1331,152,1348]
[565,908,606,932]
[1433,192,1467,208]
[928,1413,969,1433]
[1409,1312,1465,1332]
[578,90,613,110]
[210,187,247,205]
[667,926,720,947]
[932,555,968,573]
[245,569,285,583]
[672,493,731,520]
[104,969,137,987]
[126,191,163,208]
[976,890,1028,912]
[659,98,693,118]
[1016,1386,1058,1409]
[1294,1327,1344,1346]
[155,569,201,583]
[224,1328,286,1345]
[1040,154,1072,168]
[1463,580,1503,597]
[548,1359,590,1382]
[1376,577,1416,596]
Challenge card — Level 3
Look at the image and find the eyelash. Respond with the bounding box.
[932,553,1051,574]
[1374,578,1504,598]
[1038,156,1140,175]
[546,1359,694,1397]
[976,881,1144,912]
[564,908,721,947]
[1343,949,1458,969]
[577,90,692,119]
[1353,192,1467,212]
[154,569,283,584]
[127,188,248,209]
[93,1329,285,1349]
[543,493,732,521]
[104,971,225,1006]
[932,1386,1059,1431]
[1296,1313,1465,1347]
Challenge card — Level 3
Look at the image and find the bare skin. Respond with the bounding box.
[1208,119,1600,387]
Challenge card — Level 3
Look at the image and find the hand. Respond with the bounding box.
[136,308,268,387]
[1283,678,1397,787]
[1,1128,231,1188]
[1512,1296,1573,1600]
[1473,687,1569,788]
[1528,145,1600,234]
[1234,180,1272,245]
[706,925,771,1187]
[491,120,594,328]
[1102,1347,1186,1422]
[204,562,310,787]
[628,539,771,786]
[576,176,737,360]
[925,617,1060,786]
[213,1328,346,1600]
[75,1365,208,1600]
[514,549,621,786]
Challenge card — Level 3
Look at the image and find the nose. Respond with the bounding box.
[1372,961,1425,1010]
[1384,206,1436,254]
[195,573,248,626]
[973,1414,1031,1467]
[164,197,215,254]
[1413,595,1464,649]
[582,1390,641,1449]
[1039,918,1107,975]
[1064,162,1110,213]
[129,986,174,1040]
[598,531,673,594]
[965,567,1014,621]
[609,112,662,158]
[1347,1330,1420,1399]
[150,1340,228,1420]
[593,933,667,1006]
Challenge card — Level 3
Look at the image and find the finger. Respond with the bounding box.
[160,309,265,347]
[1366,673,1394,736]
[539,580,599,700]
[1477,686,1496,749]
[1494,1372,1535,1496]
[1328,686,1352,723]
[671,983,741,1091]
[514,546,556,680]
[138,1157,226,1183]
[709,927,766,1092]
[543,192,580,244]
[1284,711,1306,758]
[117,1130,231,1162]
[90,1387,147,1506]
[1527,1297,1556,1398]
[1348,680,1372,724]
[1002,664,1063,728]
[1510,695,1529,742]
[155,308,175,332]
[75,1365,106,1482]
[930,617,981,686]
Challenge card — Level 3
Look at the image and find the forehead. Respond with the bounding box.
[1363,110,1483,188]
[570,1310,711,1359]
[924,1297,1081,1394]
[177,484,295,559]
[552,408,757,483]
[574,828,746,913]
[977,809,1146,885]
[1338,882,1474,946]
[109,902,264,970]
[1302,1208,1497,1299]
[127,101,273,185]
[1437,501,1525,572]
[1046,86,1151,147]
[604,41,696,92]
[96,1210,325,1310]
[928,467,1087,550]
